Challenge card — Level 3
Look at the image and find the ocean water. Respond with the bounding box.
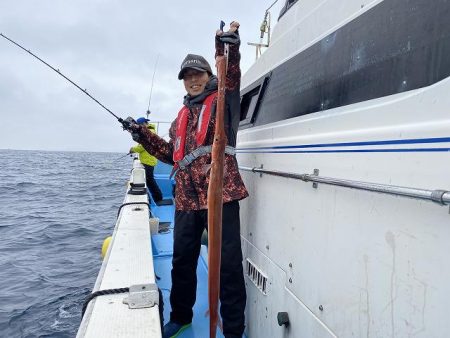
[0,149,132,337]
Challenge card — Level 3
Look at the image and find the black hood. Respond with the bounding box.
[183,75,218,107]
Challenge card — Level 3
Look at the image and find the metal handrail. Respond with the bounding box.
[239,166,450,206]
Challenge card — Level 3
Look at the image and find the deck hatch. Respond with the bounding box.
[245,258,268,295]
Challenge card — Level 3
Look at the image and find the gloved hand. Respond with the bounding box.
[120,116,137,131]
[120,117,142,142]
[216,21,240,45]
[131,131,141,142]
[219,31,240,44]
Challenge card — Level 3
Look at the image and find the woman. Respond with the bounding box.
[126,21,247,338]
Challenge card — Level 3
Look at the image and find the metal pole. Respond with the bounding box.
[240,166,450,205]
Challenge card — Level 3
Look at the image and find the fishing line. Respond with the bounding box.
[0,32,126,124]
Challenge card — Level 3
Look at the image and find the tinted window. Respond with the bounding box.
[244,0,450,129]
[240,87,260,124]
[240,74,271,127]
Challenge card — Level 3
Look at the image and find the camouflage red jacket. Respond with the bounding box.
[136,35,248,211]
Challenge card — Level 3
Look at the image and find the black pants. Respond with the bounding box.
[170,201,246,337]
[143,164,163,202]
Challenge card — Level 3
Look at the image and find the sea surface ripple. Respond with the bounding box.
[0,149,132,337]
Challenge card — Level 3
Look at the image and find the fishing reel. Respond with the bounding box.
[119,116,137,131]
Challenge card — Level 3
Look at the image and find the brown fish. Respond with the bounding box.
[207,53,227,338]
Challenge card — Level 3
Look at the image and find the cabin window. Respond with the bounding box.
[240,87,260,124]
[240,74,271,127]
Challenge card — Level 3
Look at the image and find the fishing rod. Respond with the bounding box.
[0,32,128,126]
[146,53,159,119]
[116,152,132,160]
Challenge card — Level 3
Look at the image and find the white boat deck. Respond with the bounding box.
[77,159,161,338]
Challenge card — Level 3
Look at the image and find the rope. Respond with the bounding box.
[116,202,150,218]
[81,288,129,318]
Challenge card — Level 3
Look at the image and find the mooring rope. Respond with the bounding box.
[116,202,150,218]
[81,288,129,318]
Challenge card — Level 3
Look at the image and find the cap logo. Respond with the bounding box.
[182,59,202,68]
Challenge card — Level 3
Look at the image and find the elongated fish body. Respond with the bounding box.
[207,54,227,338]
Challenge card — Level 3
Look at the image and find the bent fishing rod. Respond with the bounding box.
[0,32,128,126]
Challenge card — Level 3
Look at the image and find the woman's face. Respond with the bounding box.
[183,69,210,96]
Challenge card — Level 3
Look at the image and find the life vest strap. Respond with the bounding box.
[177,145,236,170]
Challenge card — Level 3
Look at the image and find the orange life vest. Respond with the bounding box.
[173,92,217,163]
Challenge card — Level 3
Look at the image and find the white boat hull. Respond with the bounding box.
[237,1,450,336]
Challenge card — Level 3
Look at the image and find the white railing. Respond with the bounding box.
[240,166,450,206]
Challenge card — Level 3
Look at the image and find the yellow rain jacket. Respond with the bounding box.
[130,123,158,166]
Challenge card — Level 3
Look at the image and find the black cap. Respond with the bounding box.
[178,54,212,80]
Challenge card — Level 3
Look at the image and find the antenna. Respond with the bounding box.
[146,54,160,119]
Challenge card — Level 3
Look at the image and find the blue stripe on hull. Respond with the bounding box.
[237,136,450,153]
[238,148,450,154]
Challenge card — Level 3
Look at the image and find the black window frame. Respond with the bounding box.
[239,73,271,127]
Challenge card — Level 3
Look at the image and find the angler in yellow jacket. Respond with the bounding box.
[129,118,163,203]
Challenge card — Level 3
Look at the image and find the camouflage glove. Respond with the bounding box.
[120,116,137,131]
[120,117,142,142]
[131,131,141,143]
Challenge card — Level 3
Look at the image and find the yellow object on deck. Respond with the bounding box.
[101,236,112,259]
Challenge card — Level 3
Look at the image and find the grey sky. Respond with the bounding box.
[0,0,284,152]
